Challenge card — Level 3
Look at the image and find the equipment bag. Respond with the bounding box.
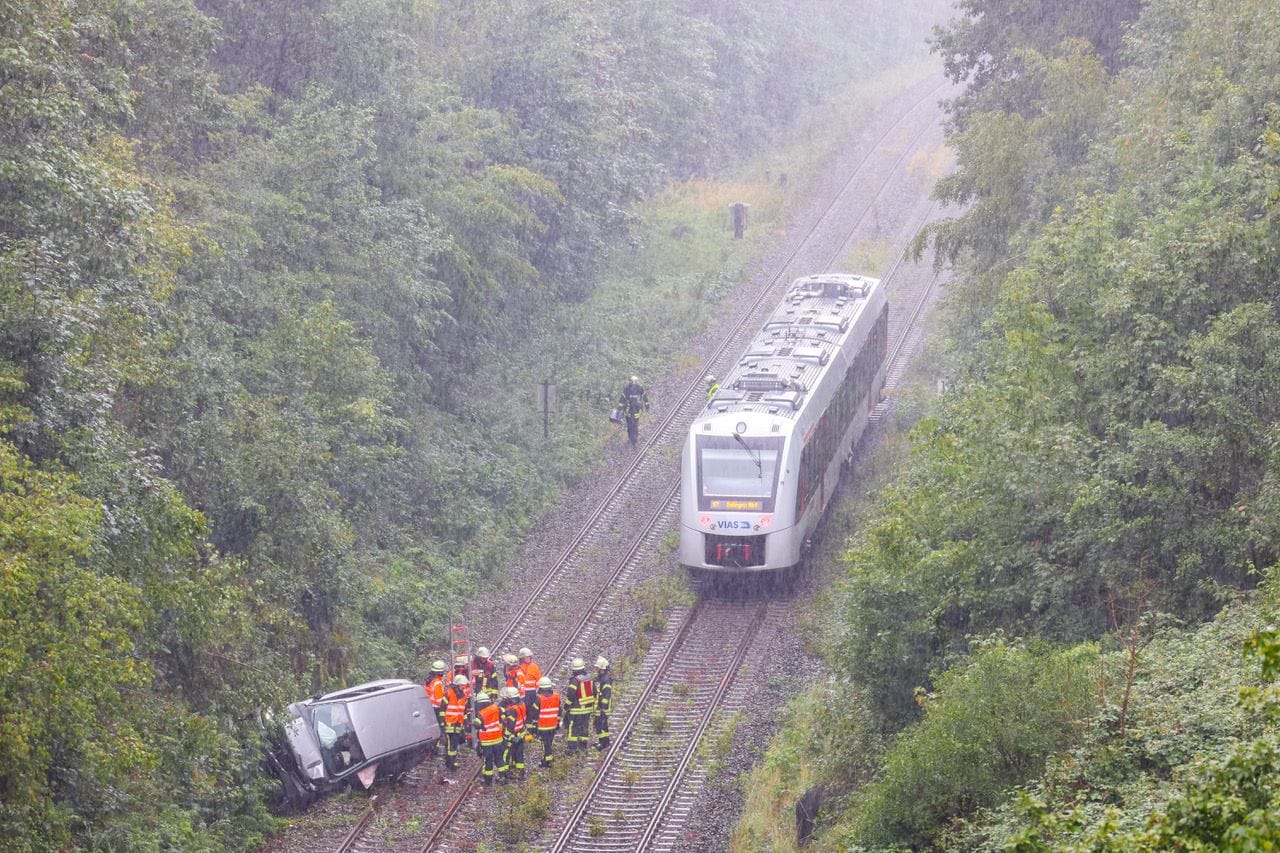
[609,407,623,424]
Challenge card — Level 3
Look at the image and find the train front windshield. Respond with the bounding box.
[696,434,784,512]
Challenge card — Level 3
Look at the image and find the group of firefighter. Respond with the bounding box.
[423,646,613,785]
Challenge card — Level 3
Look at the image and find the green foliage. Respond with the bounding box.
[0,0,950,845]
[0,436,143,845]
[963,585,1280,851]
[768,0,1280,847]
[833,639,1097,850]
[495,776,552,845]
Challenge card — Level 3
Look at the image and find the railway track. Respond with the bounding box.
[321,74,953,853]
[549,599,774,851]
[536,192,951,853]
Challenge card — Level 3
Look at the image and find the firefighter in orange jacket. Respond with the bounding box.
[442,673,471,770]
[424,660,447,754]
[564,657,597,752]
[502,653,523,692]
[518,647,542,730]
[499,685,527,780]
[472,692,505,784]
[534,677,561,768]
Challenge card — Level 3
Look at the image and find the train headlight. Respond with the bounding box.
[699,515,712,528]
[759,516,773,528]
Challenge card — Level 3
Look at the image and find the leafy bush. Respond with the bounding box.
[835,638,1097,850]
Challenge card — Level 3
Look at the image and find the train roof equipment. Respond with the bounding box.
[703,273,879,422]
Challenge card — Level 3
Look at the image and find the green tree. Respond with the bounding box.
[0,431,149,845]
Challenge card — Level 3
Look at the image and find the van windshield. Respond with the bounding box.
[314,704,364,774]
[696,434,783,512]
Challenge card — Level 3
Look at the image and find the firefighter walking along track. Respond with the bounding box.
[310,72,955,853]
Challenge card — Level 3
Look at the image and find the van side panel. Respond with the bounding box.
[348,685,439,760]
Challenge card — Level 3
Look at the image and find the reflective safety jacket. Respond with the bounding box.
[536,689,561,730]
[596,671,613,714]
[475,703,504,746]
[504,666,523,690]
[473,663,500,696]
[566,673,597,715]
[444,685,469,727]
[520,661,542,695]
[425,674,445,710]
[501,700,526,736]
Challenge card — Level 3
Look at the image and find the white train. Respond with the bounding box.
[679,273,888,575]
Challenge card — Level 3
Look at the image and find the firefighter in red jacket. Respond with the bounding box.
[424,660,447,755]
[564,657,597,752]
[442,673,471,770]
[472,691,505,785]
[499,685,527,780]
[534,677,561,768]
[472,646,500,696]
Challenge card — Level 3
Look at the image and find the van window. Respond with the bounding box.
[314,704,363,774]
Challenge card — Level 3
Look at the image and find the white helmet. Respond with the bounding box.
[706,375,716,384]
[571,657,586,671]
[518,647,532,658]
[475,691,491,704]
[476,646,491,659]
[538,677,552,689]
[595,656,609,669]
[430,659,446,673]
[452,674,469,686]
[503,653,518,666]
[453,654,468,667]
[630,375,639,383]
[500,686,519,700]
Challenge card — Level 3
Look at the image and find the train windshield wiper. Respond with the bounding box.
[733,432,764,479]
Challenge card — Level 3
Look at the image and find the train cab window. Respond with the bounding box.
[696,434,784,512]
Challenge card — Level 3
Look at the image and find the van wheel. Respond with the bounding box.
[277,773,315,814]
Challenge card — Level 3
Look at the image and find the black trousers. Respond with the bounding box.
[625,415,639,445]
[504,734,525,773]
[567,712,591,749]
[538,728,556,766]
[478,741,503,782]
[594,711,609,747]
[444,724,464,767]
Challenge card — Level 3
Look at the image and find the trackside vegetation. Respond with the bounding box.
[0,0,950,847]
[738,0,1280,848]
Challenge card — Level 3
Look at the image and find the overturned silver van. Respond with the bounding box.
[262,678,440,812]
